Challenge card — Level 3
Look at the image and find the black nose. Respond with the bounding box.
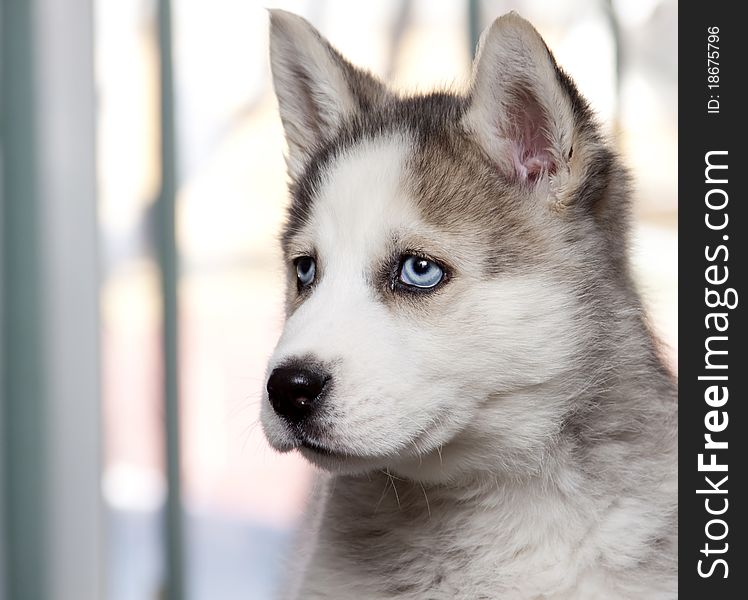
[266,366,329,424]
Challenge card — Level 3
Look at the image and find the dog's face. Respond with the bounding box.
[262,11,624,481]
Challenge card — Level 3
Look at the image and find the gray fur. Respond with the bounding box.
[264,10,677,599]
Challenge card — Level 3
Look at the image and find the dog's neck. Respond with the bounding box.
[302,437,675,598]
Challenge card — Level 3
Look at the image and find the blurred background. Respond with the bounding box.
[1,0,676,599]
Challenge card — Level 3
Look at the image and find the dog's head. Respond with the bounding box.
[261,11,628,481]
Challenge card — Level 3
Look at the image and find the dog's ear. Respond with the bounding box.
[463,13,599,205]
[269,10,390,179]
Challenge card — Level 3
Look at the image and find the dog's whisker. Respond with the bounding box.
[373,475,393,514]
[386,469,402,511]
[419,481,432,519]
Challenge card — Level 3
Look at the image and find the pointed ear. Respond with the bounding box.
[463,13,596,203]
[268,10,391,178]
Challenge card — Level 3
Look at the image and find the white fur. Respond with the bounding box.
[263,135,579,478]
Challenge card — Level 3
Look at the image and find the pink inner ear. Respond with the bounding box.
[510,141,555,182]
[504,94,556,183]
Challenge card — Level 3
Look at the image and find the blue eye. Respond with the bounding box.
[398,256,444,289]
[295,257,316,287]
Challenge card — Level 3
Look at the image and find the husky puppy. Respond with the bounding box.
[261,10,677,599]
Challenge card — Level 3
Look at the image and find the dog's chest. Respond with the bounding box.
[294,475,626,600]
